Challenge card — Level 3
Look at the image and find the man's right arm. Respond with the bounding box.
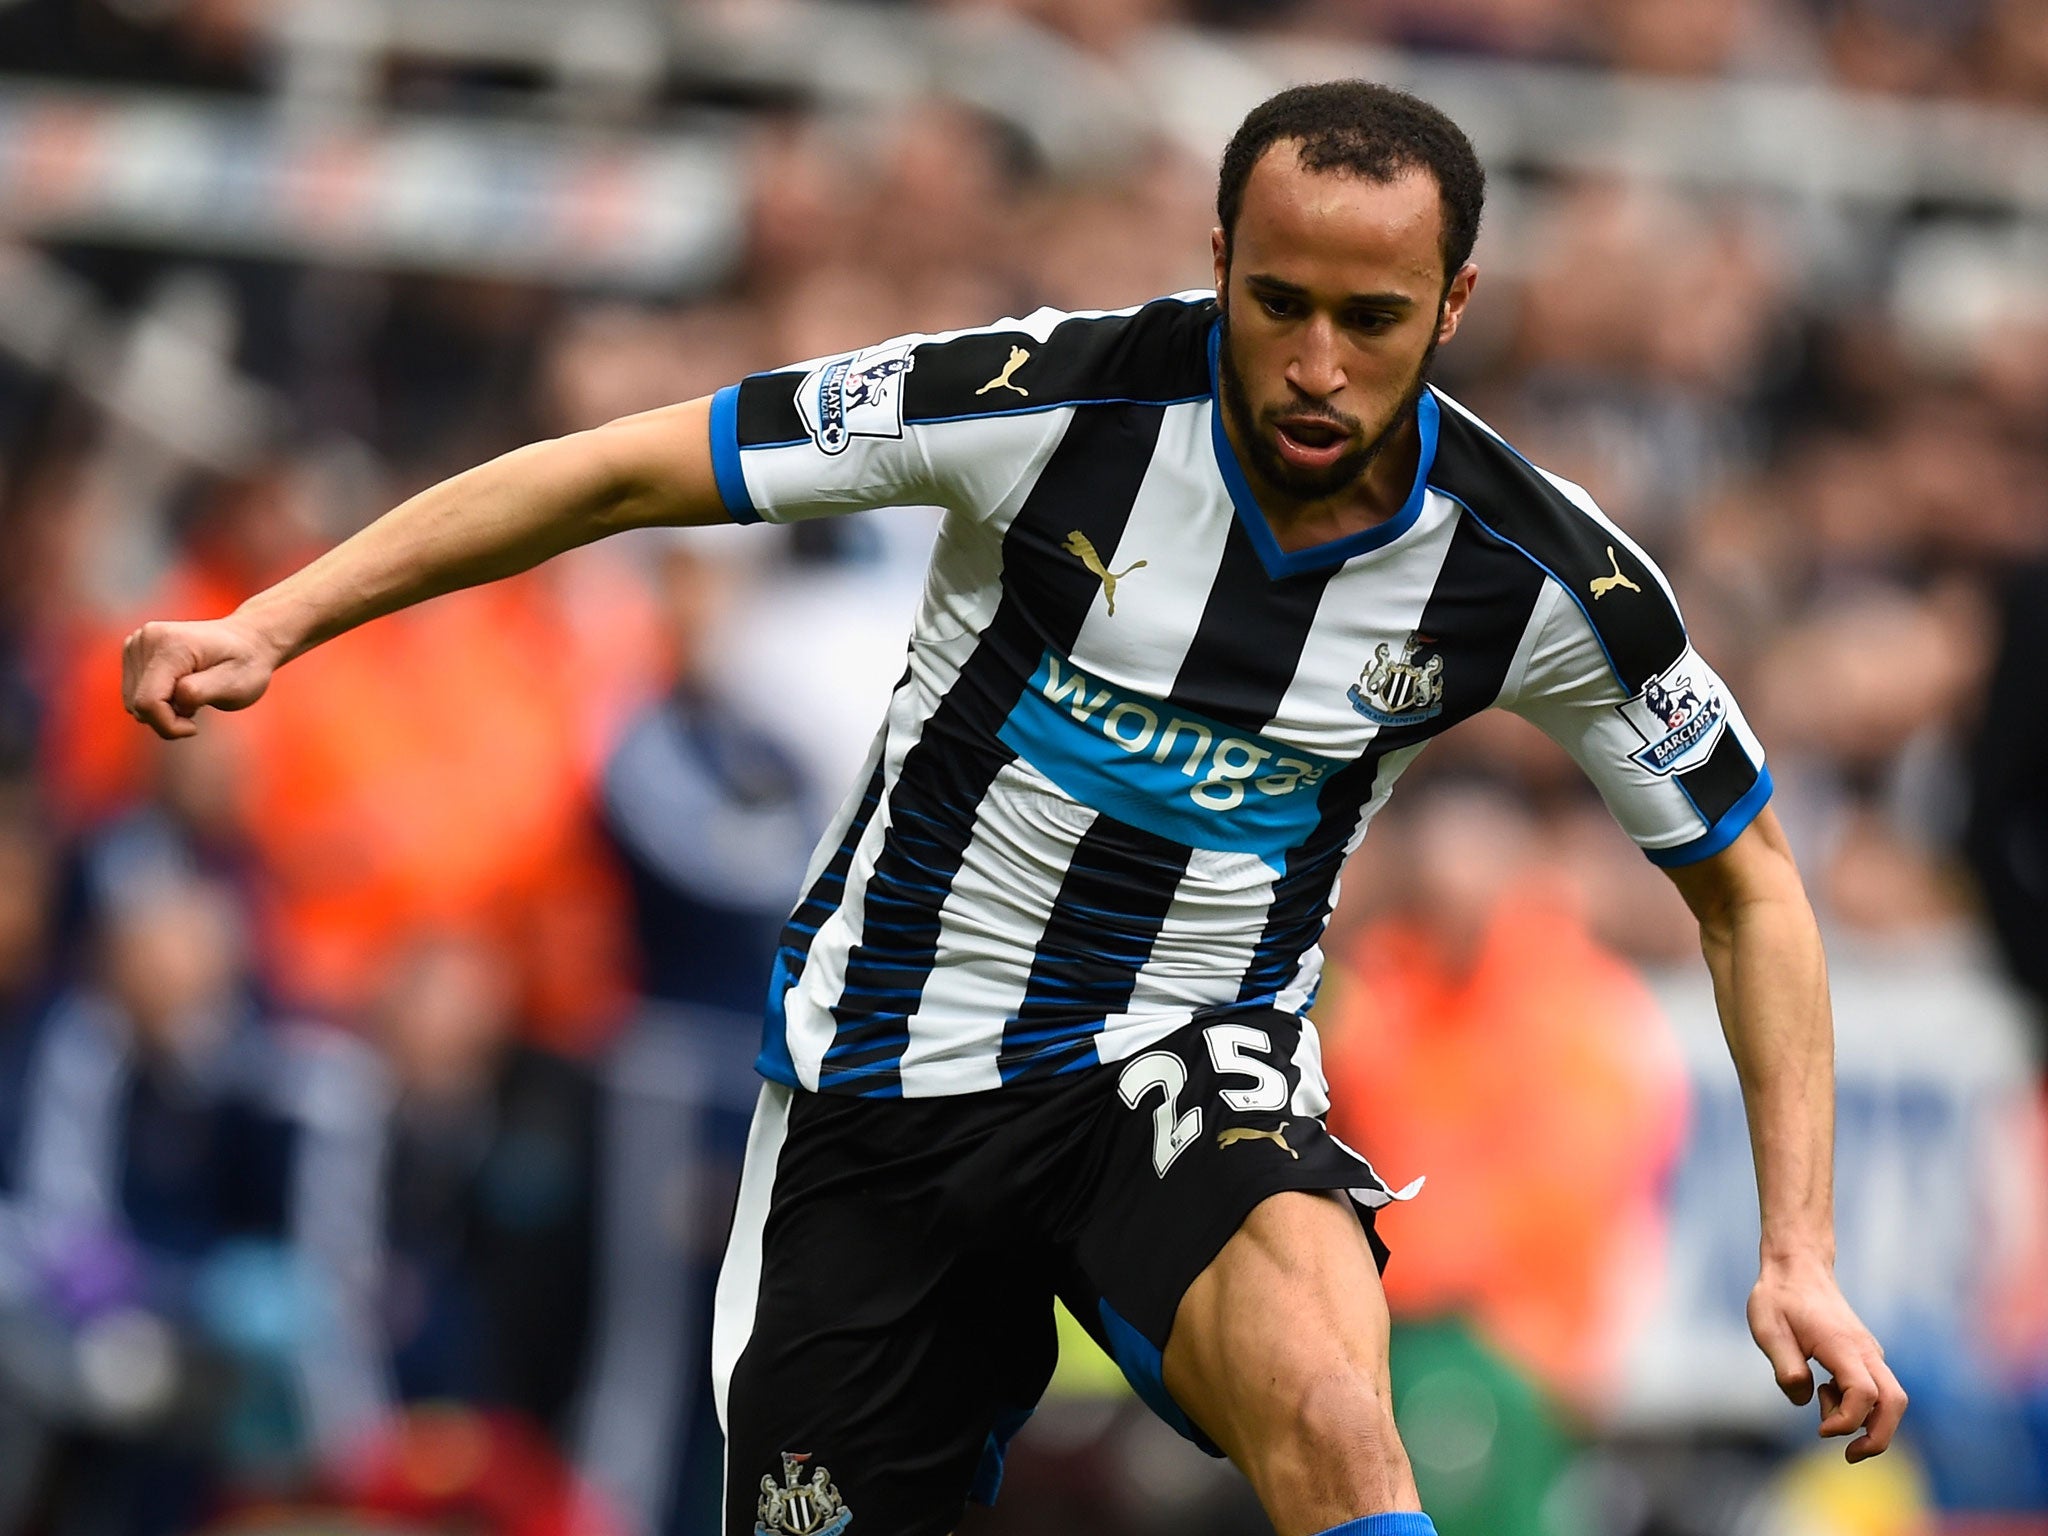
[124,396,725,739]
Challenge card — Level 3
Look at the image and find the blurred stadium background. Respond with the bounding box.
[1,0,2046,1533]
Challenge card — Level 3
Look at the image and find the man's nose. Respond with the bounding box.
[1285,316,1346,399]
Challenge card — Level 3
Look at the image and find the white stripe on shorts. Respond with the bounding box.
[712,1082,793,1501]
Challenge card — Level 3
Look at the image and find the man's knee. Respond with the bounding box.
[1243,1367,1414,1518]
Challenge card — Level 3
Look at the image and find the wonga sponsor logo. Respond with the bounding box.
[998,651,1342,865]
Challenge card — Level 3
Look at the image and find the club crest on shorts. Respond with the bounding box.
[797,343,916,455]
[757,1451,852,1536]
[1348,632,1445,726]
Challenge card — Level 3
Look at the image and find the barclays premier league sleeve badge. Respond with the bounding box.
[797,342,917,456]
[1617,649,1729,776]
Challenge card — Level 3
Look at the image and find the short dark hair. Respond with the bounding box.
[1216,80,1486,284]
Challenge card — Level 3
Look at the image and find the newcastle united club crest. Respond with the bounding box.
[757,1451,852,1536]
[1348,632,1446,727]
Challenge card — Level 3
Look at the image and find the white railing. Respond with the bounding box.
[255,0,2048,214]
[0,78,744,286]
[1147,31,2048,214]
[1,3,2045,285]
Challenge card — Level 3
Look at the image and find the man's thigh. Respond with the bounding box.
[1050,1012,1421,1532]
[1161,1190,1421,1530]
[1058,1014,1402,1440]
[713,1084,1060,1536]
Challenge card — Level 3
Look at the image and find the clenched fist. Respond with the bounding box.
[122,617,283,739]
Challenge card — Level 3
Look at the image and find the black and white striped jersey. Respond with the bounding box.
[708,292,1770,1099]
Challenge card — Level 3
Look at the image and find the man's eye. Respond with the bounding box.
[1348,312,1396,333]
[1258,295,1296,319]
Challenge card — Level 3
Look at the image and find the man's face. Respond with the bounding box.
[1214,147,1476,504]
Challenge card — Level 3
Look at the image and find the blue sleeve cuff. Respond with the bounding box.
[1644,763,1774,869]
[709,384,760,524]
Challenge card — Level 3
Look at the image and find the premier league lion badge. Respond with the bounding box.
[797,343,916,455]
[1617,650,1729,776]
[756,1451,853,1536]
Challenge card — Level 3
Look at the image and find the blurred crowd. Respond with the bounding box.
[2,1,2048,1535]
[1009,0,2048,103]
[8,0,2048,101]
[1250,0,2048,94]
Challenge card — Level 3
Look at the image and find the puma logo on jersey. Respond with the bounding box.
[1064,531,1147,616]
[976,346,1031,398]
[1591,546,1641,600]
[1217,1122,1298,1159]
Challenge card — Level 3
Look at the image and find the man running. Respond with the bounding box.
[124,80,1904,1536]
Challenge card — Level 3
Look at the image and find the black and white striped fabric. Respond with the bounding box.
[707,292,1770,1098]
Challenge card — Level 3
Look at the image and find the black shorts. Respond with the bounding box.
[712,1010,1396,1536]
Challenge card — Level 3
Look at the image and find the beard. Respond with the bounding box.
[1217,314,1437,504]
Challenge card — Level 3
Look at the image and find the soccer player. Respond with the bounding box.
[125,81,1904,1536]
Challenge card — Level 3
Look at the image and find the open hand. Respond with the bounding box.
[122,617,281,739]
[1748,1254,1907,1463]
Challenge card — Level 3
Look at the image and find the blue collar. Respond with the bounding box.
[1206,319,1439,580]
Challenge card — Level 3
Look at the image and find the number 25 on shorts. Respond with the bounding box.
[1117,1023,1292,1177]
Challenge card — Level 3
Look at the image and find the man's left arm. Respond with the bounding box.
[1663,807,1908,1463]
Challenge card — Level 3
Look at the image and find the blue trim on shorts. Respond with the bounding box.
[1097,1298,1206,1445]
[968,1406,1036,1506]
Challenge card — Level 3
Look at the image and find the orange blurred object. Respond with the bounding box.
[338,1404,624,1536]
[45,548,662,1053]
[1324,882,1691,1409]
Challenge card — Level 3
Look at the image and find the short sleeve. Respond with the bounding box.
[710,338,935,523]
[1505,576,1772,868]
[708,327,1069,525]
[708,297,1219,527]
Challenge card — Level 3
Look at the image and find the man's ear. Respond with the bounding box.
[1436,262,1479,346]
[1212,227,1228,306]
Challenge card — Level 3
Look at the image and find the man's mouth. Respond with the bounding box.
[1272,416,1353,470]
